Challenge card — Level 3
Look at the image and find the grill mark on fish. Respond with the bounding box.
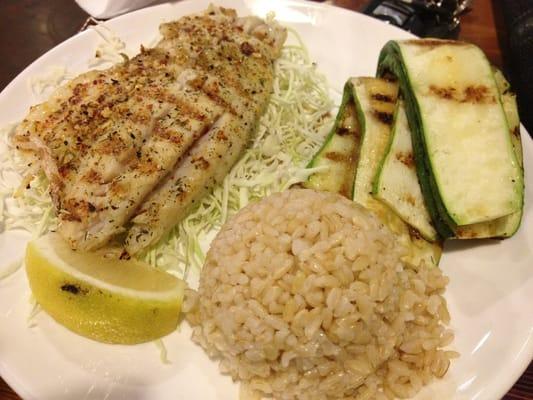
[201,84,238,115]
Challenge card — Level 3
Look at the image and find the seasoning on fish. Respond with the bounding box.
[13,6,287,253]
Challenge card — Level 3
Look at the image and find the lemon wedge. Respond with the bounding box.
[25,233,185,344]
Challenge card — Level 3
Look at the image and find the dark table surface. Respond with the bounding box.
[0,0,531,399]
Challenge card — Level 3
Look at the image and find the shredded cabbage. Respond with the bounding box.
[88,23,132,68]
[154,339,171,364]
[0,26,334,287]
[0,124,57,238]
[27,65,72,102]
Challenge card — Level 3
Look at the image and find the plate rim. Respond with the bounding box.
[0,1,531,400]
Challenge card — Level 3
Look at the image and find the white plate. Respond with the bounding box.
[0,1,532,399]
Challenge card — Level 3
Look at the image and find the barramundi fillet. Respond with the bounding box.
[13,6,286,252]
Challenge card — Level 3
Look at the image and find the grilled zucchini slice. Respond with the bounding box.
[378,39,523,236]
[373,100,438,242]
[304,81,361,198]
[454,69,524,238]
[350,77,398,205]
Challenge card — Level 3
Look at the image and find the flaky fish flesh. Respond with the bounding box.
[13,6,286,253]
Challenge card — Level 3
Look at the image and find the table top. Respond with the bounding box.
[0,1,531,399]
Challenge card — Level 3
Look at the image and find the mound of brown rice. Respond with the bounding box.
[186,189,454,399]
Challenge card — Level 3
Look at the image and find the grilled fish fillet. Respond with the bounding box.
[13,6,286,252]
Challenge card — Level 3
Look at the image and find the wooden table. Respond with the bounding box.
[0,0,531,399]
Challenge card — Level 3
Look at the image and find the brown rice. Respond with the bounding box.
[185,189,454,399]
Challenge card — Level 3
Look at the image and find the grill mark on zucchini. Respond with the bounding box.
[463,85,495,103]
[405,39,467,47]
[337,127,351,136]
[428,85,496,104]
[324,151,351,163]
[395,151,414,168]
[428,85,455,100]
[408,226,423,240]
[403,193,416,206]
[372,110,394,125]
[371,93,395,103]
[382,73,397,83]
[336,102,361,198]
[454,226,482,238]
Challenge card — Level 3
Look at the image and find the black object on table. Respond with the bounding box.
[362,0,471,39]
[500,0,533,136]
[363,0,533,137]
